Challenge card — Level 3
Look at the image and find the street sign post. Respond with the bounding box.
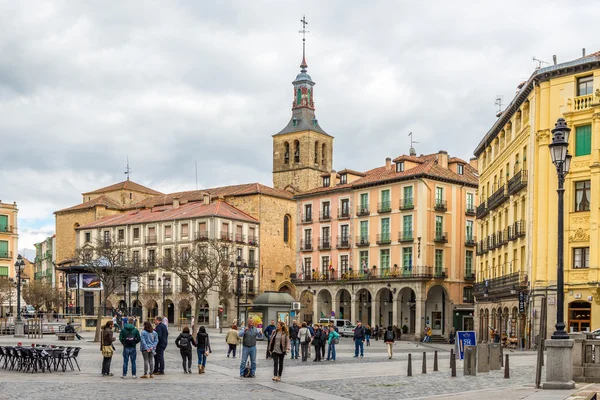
[456,331,477,360]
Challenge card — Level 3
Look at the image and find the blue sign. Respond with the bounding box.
[456,331,477,360]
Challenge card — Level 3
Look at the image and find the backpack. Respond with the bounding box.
[385,330,394,342]
[125,329,136,345]
[179,335,190,349]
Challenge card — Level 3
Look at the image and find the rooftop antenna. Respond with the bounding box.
[495,95,504,118]
[124,156,132,181]
[408,132,418,156]
[299,15,310,71]
[532,56,549,69]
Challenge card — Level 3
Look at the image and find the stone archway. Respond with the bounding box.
[335,288,352,321]
[316,289,333,320]
[299,290,314,324]
[179,299,192,326]
[146,299,158,320]
[165,299,175,325]
[374,287,394,328]
[399,287,417,334]
[355,288,373,325]
[425,284,449,336]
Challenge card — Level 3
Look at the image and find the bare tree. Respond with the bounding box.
[22,280,62,314]
[0,277,15,317]
[77,235,149,342]
[160,239,234,336]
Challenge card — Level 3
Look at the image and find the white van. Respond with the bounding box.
[319,318,356,337]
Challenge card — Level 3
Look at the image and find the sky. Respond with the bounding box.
[1,0,598,255]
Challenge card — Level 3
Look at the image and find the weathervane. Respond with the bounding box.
[124,156,132,181]
[299,15,310,71]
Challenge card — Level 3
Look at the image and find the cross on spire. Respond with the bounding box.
[124,156,132,181]
[299,15,309,72]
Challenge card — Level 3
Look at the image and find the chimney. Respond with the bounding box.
[202,193,211,204]
[469,157,479,171]
[385,157,392,171]
[583,48,586,57]
[553,55,557,65]
[172,197,180,209]
[330,170,337,187]
[437,151,448,169]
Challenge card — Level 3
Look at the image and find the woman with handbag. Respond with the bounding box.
[298,322,311,362]
[327,325,340,361]
[196,326,212,374]
[140,321,158,378]
[101,321,116,376]
[268,321,290,381]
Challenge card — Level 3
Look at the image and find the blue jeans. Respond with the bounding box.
[197,348,207,367]
[239,346,257,376]
[366,334,371,344]
[327,343,336,360]
[354,339,364,356]
[122,347,137,376]
[291,339,300,358]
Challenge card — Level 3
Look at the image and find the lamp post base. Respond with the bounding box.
[14,320,25,337]
[542,338,575,389]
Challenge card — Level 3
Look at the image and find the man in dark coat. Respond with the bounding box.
[153,315,169,375]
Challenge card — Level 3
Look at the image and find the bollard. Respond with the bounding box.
[463,346,477,376]
[407,353,412,377]
[422,351,427,374]
[434,350,438,371]
[504,354,510,379]
[451,355,456,377]
[450,348,454,368]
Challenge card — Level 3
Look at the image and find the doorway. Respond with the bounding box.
[84,292,94,316]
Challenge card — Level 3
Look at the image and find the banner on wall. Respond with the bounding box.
[80,273,103,290]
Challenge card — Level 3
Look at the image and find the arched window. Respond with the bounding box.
[294,140,300,163]
[283,215,291,244]
[314,142,319,164]
[284,142,290,164]
[321,143,326,165]
[296,88,302,105]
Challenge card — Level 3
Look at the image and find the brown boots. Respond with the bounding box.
[198,365,205,374]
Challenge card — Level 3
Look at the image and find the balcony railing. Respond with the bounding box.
[300,240,313,251]
[235,233,246,244]
[487,184,508,212]
[292,265,436,281]
[574,93,594,111]
[195,231,209,241]
[434,232,448,243]
[399,198,414,210]
[145,235,158,245]
[318,237,332,250]
[508,170,528,195]
[356,205,370,216]
[337,209,351,219]
[465,235,476,247]
[336,236,351,249]
[378,201,392,213]
[376,233,392,245]
[248,235,259,246]
[434,200,447,212]
[398,231,414,243]
[220,232,233,242]
[464,271,476,281]
[301,213,313,224]
[434,268,448,279]
[465,207,476,216]
[474,272,528,300]
[476,202,488,219]
[0,225,16,234]
[514,220,526,238]
[476,240,488,256]
[355,235,370,247]
[319,211,331,222]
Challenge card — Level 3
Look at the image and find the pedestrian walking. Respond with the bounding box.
[239,318,258,378]
[374,324,379,341]
[327,325,340,361]
[298,322,311,361]
[226,324,241,358]
[268,321,290,382]
[263,320,276,359]
[101,321,116,376]
[353,321,366,357]
[139,321,158,379]
[365,325,372,346]
[195,326,212,374]
[175,326,197,374]
[119,317,141,378]
[289,320,300,359]
[384,325,396,359]
[153,316,168,375]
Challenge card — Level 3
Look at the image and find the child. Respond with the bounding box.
[175,326,196,373]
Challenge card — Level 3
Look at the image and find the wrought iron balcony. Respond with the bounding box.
[476,202,488,219]
[398,231,414,243]
[465,206,476,217]
[434,200,447,212]
[487,184,508,212]
[434,268,448,279]
[319,211,331,222]
[248,235,259,246]
[399,198,414,210]
[301,213,313,224]
[356,205,370,216]
[465,235,476,247]
[220,232,233,242]
[337,209,351,220]
[336,236,350,249]
[355,235,370,247]
[508,170,528,195]
[376,233,392,245]
[195,231,209,241]
[464,271,476,281]
[476,240,488,256]
[318,237,332,250]
[434,232,448,243]
[378,201,392,213]
[514,220,526,238]
[474,272,528,300]
[300,240,313,251]
[235,233,246,244]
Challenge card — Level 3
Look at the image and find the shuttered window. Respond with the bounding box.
[575,125,592,156]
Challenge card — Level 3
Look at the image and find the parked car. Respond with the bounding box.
[319,318,356,337]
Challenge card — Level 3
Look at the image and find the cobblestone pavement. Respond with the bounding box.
[0,329,551,400]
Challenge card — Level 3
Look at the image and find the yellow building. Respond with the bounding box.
[0,202,19,279]
[474,50,600,346]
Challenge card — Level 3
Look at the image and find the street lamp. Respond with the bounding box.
[158,272,166,317]
[548,117,572,340]
[229,255,255,324]
[14,254,25,337]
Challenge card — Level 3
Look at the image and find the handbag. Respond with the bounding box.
[333,337,339,345]
[204,351,209,357]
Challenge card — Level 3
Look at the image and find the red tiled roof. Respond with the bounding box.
[295,183,353,197]
[55,195,123,214]
[337,169,366,177]
[82,180,163,196]
[78,200,258,229]
[132,183,293,208]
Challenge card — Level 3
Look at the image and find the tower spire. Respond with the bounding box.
[299,15,309,72]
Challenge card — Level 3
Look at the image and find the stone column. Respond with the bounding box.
[331,299,339,320]
[350,297,357,325]
[444,299,453,338]
[371,300,378,327]
[312,293,319,321]
[393,297,399,328]
[415,298,426,341]
[542,339,575,389]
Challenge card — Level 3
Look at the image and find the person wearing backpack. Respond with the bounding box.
[175,326,197,374]
[326,326,340,361]
[119,317,141,378]
[195,325,212,374]
[384,325,396,359]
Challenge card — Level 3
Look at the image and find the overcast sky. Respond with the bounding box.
[2,0,598,254]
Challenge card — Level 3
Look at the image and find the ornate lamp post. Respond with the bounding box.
[14,254,25,337]
[548,117,572,340]
[230,255,247,324]
[158,272,166,317]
